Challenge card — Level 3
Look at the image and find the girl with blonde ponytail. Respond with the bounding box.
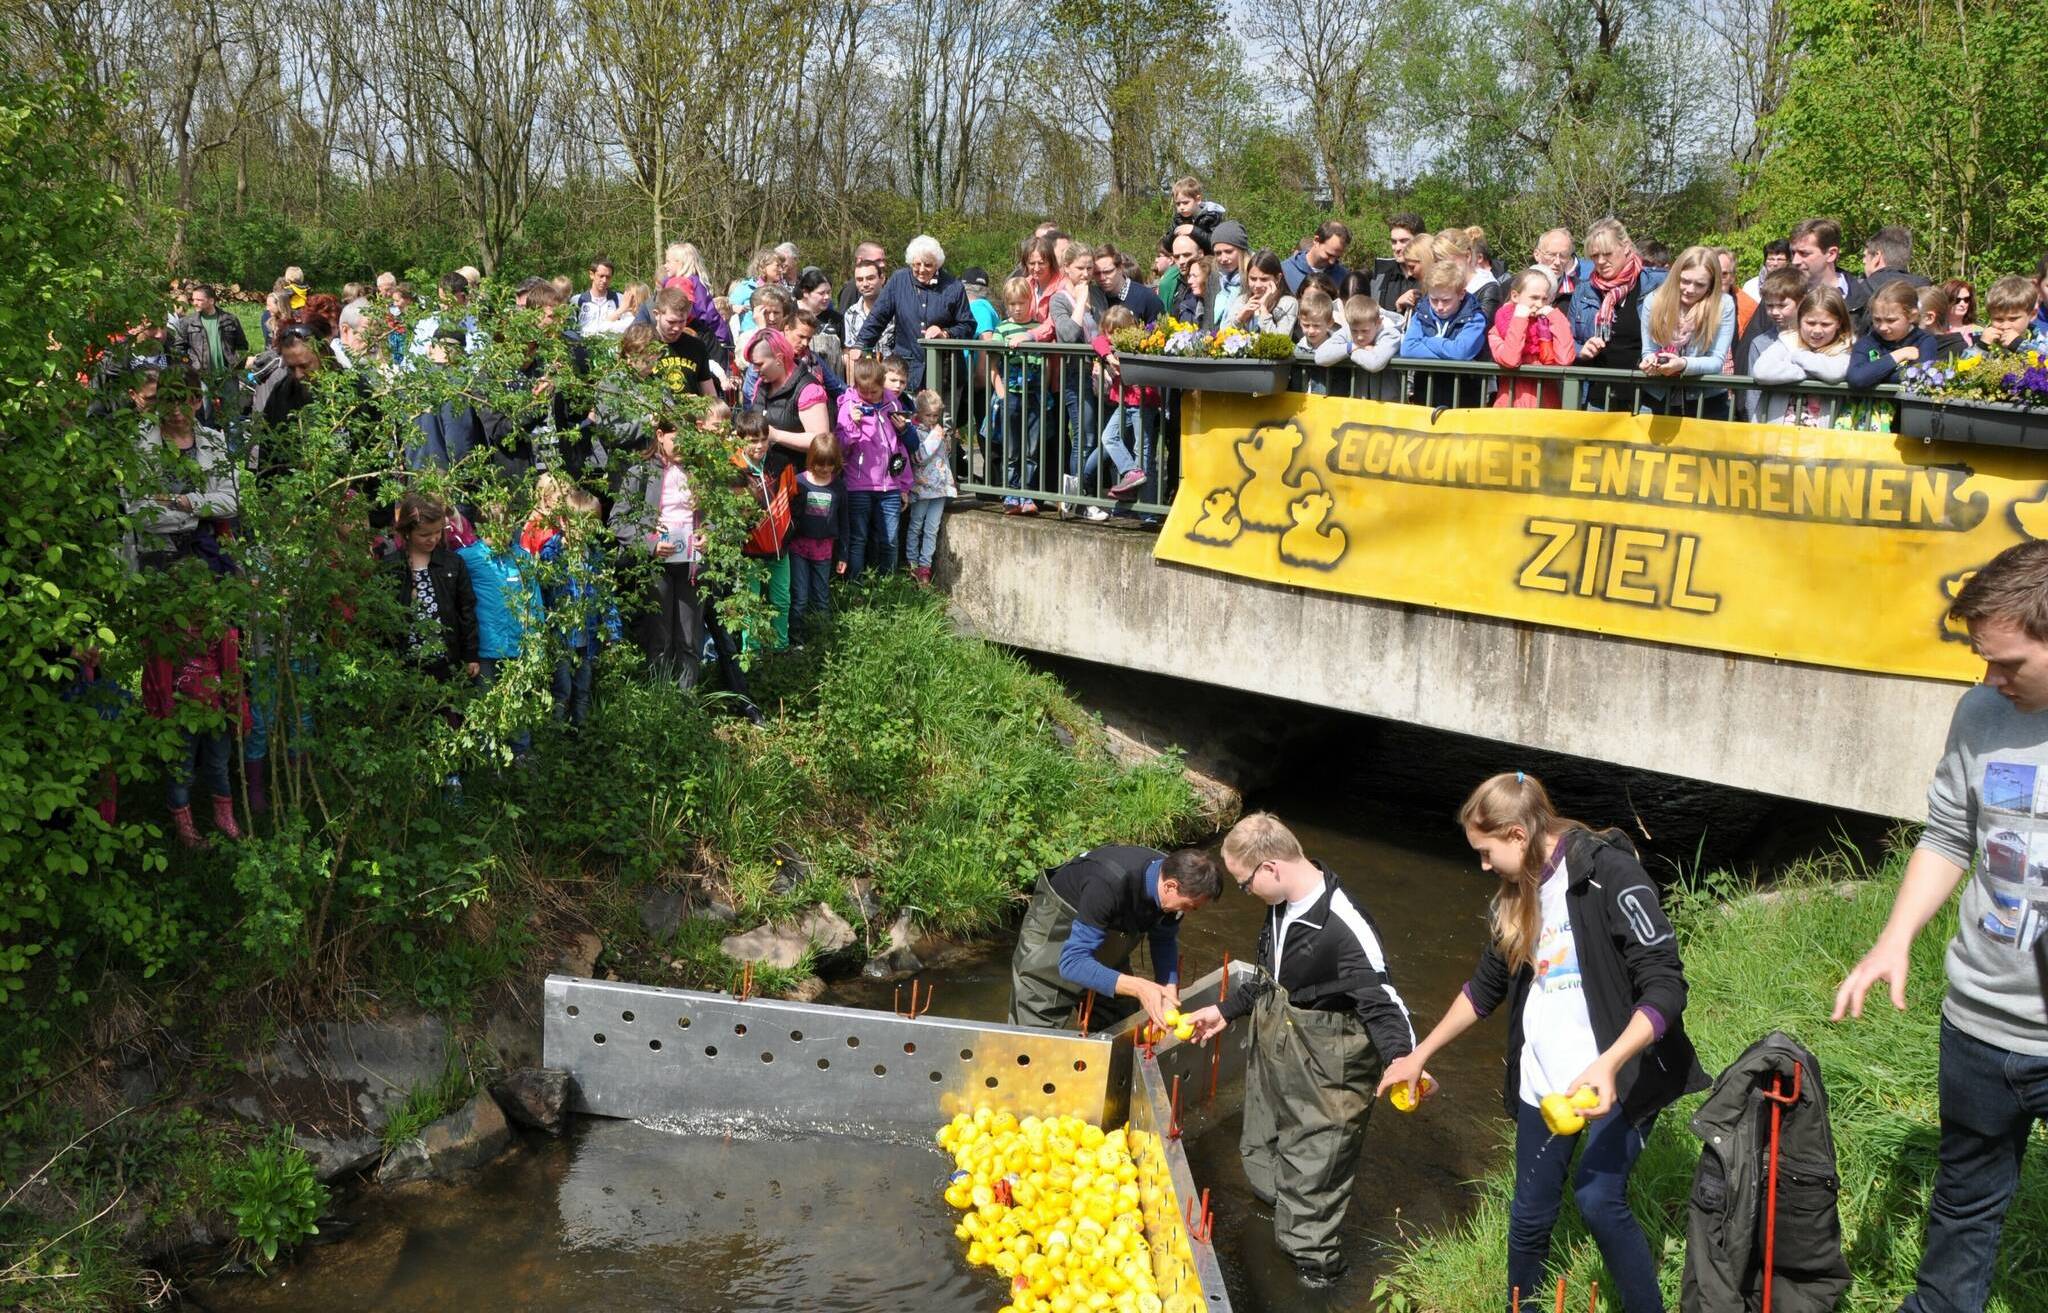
[1377,772,1707,1313]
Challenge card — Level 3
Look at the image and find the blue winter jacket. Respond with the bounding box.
[1567,267,1669,348]
[455,542,544,660]
[1399,294,1488,360]
[852,268,977,365]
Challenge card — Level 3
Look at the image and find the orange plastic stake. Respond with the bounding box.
[1588,1280,1600,1312]
[919,983,935,1018]
[1512,1286,1520,1313]
[1220,954,1231,1004]
[1078,991,1094,1037]
[1554,1277,1567,1313]
[1167,1073,1183,1140]
[739,960,754,1002]
[1760,1064,1805,1313]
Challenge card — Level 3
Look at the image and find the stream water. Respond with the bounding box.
[195,663,1891,1313]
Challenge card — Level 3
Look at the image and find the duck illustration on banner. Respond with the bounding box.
[1188,419,1351,569]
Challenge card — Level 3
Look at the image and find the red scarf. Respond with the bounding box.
[1591,250,1643,332]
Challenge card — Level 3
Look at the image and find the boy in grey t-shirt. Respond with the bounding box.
[1836,540,2048,1313]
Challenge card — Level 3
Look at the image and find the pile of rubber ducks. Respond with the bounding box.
[936,1105,1166,1313]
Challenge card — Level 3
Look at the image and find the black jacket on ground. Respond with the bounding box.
[1217,862,1416,1062]
[1464,828,1710,1125]
[1681,1031,1850,1313]
[385,545,480,670]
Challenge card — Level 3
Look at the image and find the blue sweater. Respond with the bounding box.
[1846,325,1942,389]
[852,268,977,362]
[1566,267,1669,347]
[456,542,544,660]
[1058,859,1181,995]
[1399,294,1488,359]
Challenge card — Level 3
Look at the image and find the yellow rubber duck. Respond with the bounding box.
[1540,1087,1604,1135]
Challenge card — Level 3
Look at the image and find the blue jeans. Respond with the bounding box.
[1085,403,1155,489]
[1509,1099,1662,1313]
[844,490,902,578]
[168,730,233,808]
[987,381,1044,496]
[551,647,594,725]
[789,552,834,635]
[1060,370,1100,479]
[1900,1018,2048,1313]
[476,657,532,757]
[904,497,946,569]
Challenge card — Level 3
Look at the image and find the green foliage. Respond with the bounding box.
[214,1127,329,1270]
[379,1054,477,1152]
[1381,842,2048,1312]
[0,62,170,1054]
[1749,0,2048,277]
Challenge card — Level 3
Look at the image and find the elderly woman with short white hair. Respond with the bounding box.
[847,234,977,392]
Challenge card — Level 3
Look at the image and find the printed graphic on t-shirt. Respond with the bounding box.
[1975,760,2048,949]
[1533,916,1583,994]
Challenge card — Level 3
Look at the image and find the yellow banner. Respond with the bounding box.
[1154,394,2048,682]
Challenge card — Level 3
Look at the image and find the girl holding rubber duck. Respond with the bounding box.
[1378,772,1708,1313]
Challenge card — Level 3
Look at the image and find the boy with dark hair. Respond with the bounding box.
[573,256,619,335]
[1846,279,1940,388]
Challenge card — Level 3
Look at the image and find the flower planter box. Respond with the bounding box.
[1897,395,2048,449]
[1118,355,1293,397]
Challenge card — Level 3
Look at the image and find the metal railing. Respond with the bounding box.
[921,338,1904,516]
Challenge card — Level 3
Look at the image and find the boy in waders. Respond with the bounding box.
[1007,845,1221,1031]
[1184,812,1416,1289]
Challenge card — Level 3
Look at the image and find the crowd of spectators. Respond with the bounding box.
[111,182,2048,844]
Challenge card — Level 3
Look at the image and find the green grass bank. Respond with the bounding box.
[1375,844,2048,1313]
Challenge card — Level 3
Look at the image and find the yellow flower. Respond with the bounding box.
[1957,354,1983,372]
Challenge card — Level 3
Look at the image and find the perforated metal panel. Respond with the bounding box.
[544,975,1128,1128]
[1128,1048,1231,1311]
[1106,961,1259,1140]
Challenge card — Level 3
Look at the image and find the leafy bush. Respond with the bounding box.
[214,1128,329,1270]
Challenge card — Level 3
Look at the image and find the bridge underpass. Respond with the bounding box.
[935,508,1965,821]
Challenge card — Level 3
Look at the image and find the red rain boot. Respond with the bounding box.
[169,804,209,849]
[211,794,243,842]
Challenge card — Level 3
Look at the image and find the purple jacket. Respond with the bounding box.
[835,389,912,494]
[664,273,731,349]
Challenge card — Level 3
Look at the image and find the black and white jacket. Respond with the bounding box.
[1463,827,1710,1124]
[1217,863,1416,1061]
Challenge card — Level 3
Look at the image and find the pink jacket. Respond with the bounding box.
[1025,276,1066,341]
[1090,335,1160,407]
[1488,305,1575,408]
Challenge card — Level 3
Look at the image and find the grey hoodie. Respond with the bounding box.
[1919,684,2048,1055]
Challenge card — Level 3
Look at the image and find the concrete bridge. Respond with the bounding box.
[936,509,1965,820]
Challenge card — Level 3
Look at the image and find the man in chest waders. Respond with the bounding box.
[1008,845,1221,1031]
[1185,812,1417,1289]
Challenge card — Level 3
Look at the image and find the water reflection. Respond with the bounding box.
[197,1119,993,1312]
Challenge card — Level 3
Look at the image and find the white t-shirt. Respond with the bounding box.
[1273,886,1323,976]
[1518,856,1601,1106]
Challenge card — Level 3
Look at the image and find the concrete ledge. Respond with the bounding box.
[935,507,1960,819]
